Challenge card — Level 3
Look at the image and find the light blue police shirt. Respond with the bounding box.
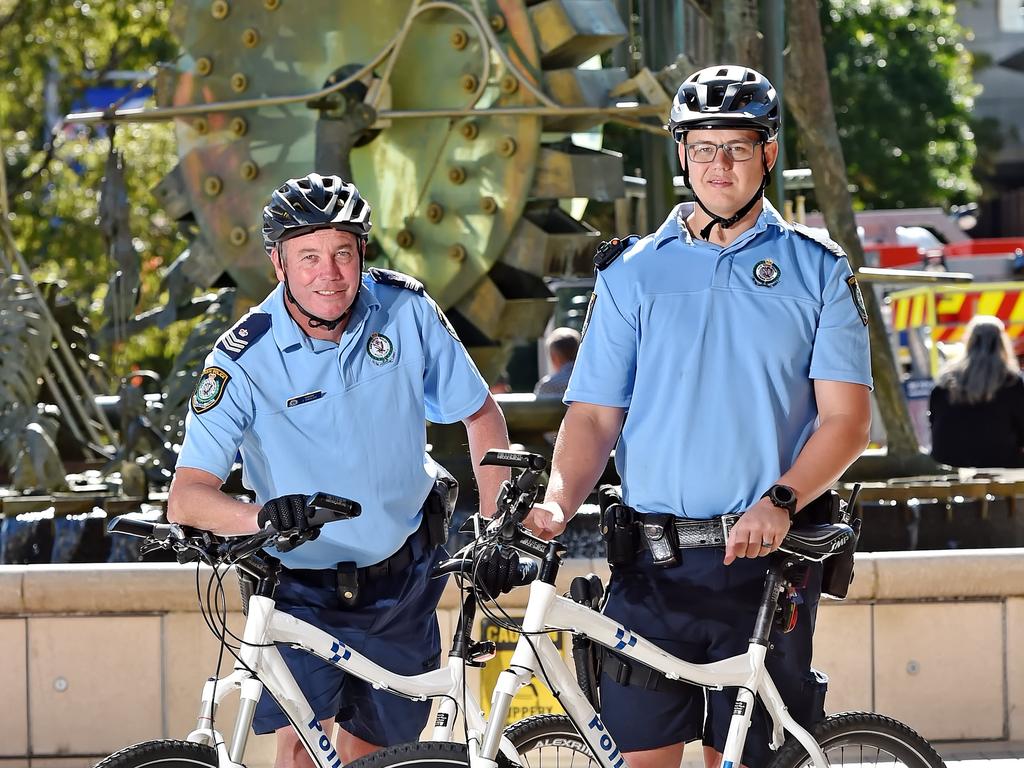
[565,201,872,519]
[176,273,489,568]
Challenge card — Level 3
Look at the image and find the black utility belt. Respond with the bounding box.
[601,503,740,568]
[287,523,429,607]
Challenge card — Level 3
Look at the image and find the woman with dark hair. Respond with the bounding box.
[929,315,1024,468]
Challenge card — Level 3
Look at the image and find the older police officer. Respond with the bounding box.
[168,173,510,768]
[526,66,872,767]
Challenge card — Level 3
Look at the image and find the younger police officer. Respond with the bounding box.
[168,173,510,768]
[526,66,872,767]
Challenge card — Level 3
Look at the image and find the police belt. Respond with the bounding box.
[287,522,430,588]
[634,512,742,552]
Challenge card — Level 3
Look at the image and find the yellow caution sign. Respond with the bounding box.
[479,617,566,725]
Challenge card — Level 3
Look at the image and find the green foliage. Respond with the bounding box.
[805,0,982,209]
[1,1,185,379]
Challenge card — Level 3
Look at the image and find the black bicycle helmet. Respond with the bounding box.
[262,173,372,252]
[262,173,373,331]
[668,65,780,142]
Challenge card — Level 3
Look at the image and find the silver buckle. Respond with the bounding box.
[720,514,736,545]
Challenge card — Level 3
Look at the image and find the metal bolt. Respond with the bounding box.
[450,28,468,50]
[497,137,517,157]
[240,161,259,180]
[230,117,248,136]
[480,196,498,214]
[195,57,213,77]
[447,166,467,185]
[229,227,248,246]
[263,0,280,9]
[203,176,223,197]
[211,0,230,20]
[242,28,260,48]
[230,73,248,93]
[193,117,209,135]
[460,121,479,140]
[396,229,415,249]
[426,202,445,223]
[490,13,506,32]
[53,676,68,693]
[906,660,920,675]
[499,74,519,94]
[448,244,467,262]
[459,74,478,93]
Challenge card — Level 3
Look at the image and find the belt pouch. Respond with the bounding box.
[642,513,680,568]
[821,518,861,600]
[425,467,458,549]
[336,562,360,608]
[601,504,637,567]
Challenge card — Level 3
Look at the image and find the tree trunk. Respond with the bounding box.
[784,0,922,460]
[715,0,762,65]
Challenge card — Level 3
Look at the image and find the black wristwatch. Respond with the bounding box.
[762,484,798,519]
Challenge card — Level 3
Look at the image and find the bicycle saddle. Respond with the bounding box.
[780,523,854,560]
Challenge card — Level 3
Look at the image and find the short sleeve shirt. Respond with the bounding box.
[176,276,489,568]
[565,201,872,519]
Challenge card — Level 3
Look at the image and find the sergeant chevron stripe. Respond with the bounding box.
[216,312,272,361]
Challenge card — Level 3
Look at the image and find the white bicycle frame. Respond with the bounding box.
[471,579,830,768]
[186,591,520,768]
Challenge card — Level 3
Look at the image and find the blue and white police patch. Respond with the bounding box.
[217,312,272,361]
[436,305,460,341]
[366,332,395,365]
[753,259,781,287]
[191,366,230,414]
[846,275,869,326]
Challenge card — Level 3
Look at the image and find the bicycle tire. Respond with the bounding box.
[346,741,516,768]
[768,711,946,768]
[94,739,217,768]
[505,714,597,768]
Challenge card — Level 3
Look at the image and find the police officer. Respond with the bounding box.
[526,66,872,767]
[168,173,511,768]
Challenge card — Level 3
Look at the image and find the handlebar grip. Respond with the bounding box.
[107,515,160,539]
[480,449,547,471]
[306,493,361,523]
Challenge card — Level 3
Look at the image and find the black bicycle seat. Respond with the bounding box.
[780,523,854,560]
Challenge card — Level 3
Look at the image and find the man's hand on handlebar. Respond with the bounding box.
[522,501,566,541]
[257,494,320,540]
[474,545,524,598]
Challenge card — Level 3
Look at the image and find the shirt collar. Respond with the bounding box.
[268,276,381,352]
[656,198,789,249]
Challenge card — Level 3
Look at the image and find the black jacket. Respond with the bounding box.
[929,375,1024,468]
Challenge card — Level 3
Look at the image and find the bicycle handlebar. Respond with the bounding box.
[432,555,538,586]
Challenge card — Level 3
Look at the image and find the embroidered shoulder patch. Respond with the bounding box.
[436,305,460,341]
[846,274,869,326]
[191,366,230,414]
[789,222,848,260]
[216,312,272,361]
[581,293,598,339]
[368,267,424,294]
[594,235,641,271]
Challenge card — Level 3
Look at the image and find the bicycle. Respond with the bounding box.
[347,450,946,768]
[93,483,545,768]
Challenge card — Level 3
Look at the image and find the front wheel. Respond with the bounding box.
[94,739,217,768]
[768,712,945,768]
[505,714,597,768]
[346,741,513,768]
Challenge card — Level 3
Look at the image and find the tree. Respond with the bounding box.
[791,0,981,210]
[0,1,186,377]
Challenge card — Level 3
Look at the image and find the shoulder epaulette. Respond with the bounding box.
[368,267,424,294]
[789,222,848,260]
[594,235,641,271]
[216,312,272,361]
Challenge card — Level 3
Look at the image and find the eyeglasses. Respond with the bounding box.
[683,139,762,163]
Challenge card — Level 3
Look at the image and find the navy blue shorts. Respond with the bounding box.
[252,529,447,744]
[598,547,823,767]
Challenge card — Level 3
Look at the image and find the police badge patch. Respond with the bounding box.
[846,274,869,326]
[436,305,460,341]
[191,367,230,414]
[366,332,395,365]
[752,259,781,287]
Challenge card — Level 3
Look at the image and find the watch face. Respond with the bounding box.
[774,485,797,505]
